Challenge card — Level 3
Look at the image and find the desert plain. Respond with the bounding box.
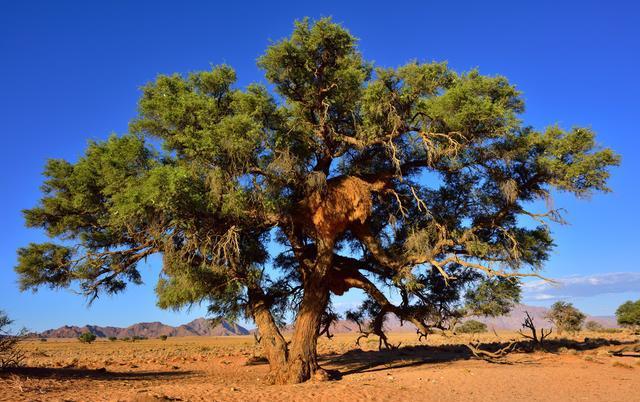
[1,331,639,402]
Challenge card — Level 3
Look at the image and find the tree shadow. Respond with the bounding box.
[0,366,196,381]
[323,337,638,377]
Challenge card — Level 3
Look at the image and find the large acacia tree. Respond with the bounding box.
[16,18,618,383]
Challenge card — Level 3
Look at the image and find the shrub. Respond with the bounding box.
[616,300,640,332]
[78,332,97,344]
[546,302,586,334]
[0,311,25,369]
[132,335,147,341]
[457,320,488,334]
[584,321,604,332]
[108,336,117,342]
[39,338,47,342]
[159,335,168,341]
[122,337,131,342]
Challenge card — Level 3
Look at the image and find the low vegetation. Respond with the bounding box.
[456,320,488,334]
[0,311,25,369]
[77,332,97,344]
[585,320,604,331]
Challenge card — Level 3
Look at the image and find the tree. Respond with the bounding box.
[546,302,586,334]
[457,320,487,334]
[78,332,97,344]
[616,300,640,331]
[0,311,25,370]
[14,18,619,384]
[518,311,552,348]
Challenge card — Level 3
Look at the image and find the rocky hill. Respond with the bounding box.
[36,318,249,339]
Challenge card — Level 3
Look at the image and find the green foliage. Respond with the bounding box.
[108,336,117,342]
[456,320,488,334]
[78,331,97,344]
[616,300,640,330]
[15,18,619,344]
[546,302,586,334]
[159,335,168,341]
[465,277,521,317]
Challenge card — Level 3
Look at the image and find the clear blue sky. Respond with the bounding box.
[1,0,638,331]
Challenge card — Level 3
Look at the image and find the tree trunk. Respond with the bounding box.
[248,288,288,383]
[274,276,330,384]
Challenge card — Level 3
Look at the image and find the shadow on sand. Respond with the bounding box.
[1,366,196,381]
[321,337,638,377]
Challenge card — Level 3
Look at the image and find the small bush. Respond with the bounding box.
[122,337,131,342]
[132,335,147,341]
[585,321,604,332]
[39,338,47,342]
[0,311,25,369]
[159,335,168,341]
[457,320,488,334]
[108,336,117,342]
[78,332,97,344]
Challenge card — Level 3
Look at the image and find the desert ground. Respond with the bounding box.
[1,331,639,402]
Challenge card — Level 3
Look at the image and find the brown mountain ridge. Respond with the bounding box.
[34,304,617,339]
[35,318,249,338]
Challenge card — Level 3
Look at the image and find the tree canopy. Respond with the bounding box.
[616,300,640,330]
[15,18,619,383]
[545,301,586,334]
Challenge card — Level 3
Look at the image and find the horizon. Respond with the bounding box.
[2,0,639,332]
[33,301,621,334]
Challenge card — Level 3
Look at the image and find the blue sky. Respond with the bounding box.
[1,0,638,331]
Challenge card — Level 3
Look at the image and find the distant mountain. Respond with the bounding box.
[319,304,618,334]
[35,318,249,339]
[35,304,617,339]
[467,304,618,331]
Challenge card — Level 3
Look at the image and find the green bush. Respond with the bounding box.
[159,335,168,341]
[108,336,117,342]
[78,332,97,344]
[616,300,640,332]
[457,320,488,334]
[546,302,586,334]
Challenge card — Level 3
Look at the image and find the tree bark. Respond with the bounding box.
[248,288,288,383]
[274,276,330,384]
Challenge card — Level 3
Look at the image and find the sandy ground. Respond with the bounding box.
[1,331,639,402]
